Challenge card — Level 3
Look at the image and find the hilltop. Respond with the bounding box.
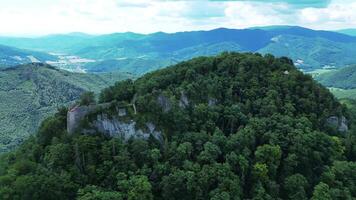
[0,63,132,152]
[0,53,354,199]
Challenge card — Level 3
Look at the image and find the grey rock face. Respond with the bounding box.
[67,103,111,134]
[179,92,189,108]
[67,103,163,143]
[326,116,348,132]
[338,116,348,132]
[93,114,163,142]
[118,108,127,117]
[67,106,91,134]
[208,98,218,107]
[157,94,171,112]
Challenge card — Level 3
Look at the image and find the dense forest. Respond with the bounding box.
[0,63,131,152]
[0,52,355,199]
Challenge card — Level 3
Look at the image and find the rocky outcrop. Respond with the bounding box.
[117,108,127,117]
[67,105,93,134]
[92,114,163,142]
[157,94,171,112]
[326,116,348,132]
[67,103,163,143]
[67,103,111,134]
[208,98,218,107]
[179,91,189,108]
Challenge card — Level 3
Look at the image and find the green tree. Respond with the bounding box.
[284,174,308,200]
[254,144,282,178]
[77,186,123,200]
[79,91,96,106]
[127,175,153,200]
[311,182,332,200]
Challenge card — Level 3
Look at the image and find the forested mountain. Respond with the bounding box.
[316,65,356,89]
[0,45,57,68]
[0,33,94,53]
[337,29,356,36]
[1,53,355,199]
[1,26,356,74]
[0,63,131,152]
[314,65,356,99]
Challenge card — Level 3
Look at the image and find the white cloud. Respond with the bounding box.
[223,1,294,28]
[298,0,356,29]
[0,0,354,36]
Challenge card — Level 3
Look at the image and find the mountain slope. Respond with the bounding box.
[336,29,356,36]
[0,45,57,68]
[0,34,94,52]
[258,35,356,71]
[315,65,356,99]
[1,26,356,74]
[316,64,356,89]
[0,63,131,152]
[0,53,354,199]
[73,27,356,74]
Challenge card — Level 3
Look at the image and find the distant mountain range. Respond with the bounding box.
[0,26,356,74]
[0,63,131,152]
[0,44,57,68]
[336,29,356,36]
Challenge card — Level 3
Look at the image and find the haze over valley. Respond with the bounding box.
[2,26,356,75]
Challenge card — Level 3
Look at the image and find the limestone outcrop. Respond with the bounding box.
[326,116,348,132]
[157,94,171,112]
[179,92,189,108]
[67,103,163,143]
[92,114,163,142]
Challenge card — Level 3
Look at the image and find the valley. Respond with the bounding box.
[2,26,356,75]
[0,64,132,152]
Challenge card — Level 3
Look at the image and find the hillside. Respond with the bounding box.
[0,63,131,152]
[315,65,356,99]
[258,35,356,70]
[0,53,354,199]
[336,29,356,36]
[0,45,57,68]
[316,65,356,89]
[1,26,356,74]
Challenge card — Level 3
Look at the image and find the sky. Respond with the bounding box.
[0,0,355,36]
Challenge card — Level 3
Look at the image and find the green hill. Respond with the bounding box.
[0,45,57,68]
[0,53,355,199]
[316,65,356,89]
[258,35,356,71]
[315,65,356,99]
[336,29,356,36]
[0,63,131,152]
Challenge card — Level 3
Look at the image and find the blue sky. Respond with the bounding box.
[0,0,355,36]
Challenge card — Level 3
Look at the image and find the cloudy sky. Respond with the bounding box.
[0,0,355,36]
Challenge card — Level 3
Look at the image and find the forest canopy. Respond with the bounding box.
[0,52,355,200]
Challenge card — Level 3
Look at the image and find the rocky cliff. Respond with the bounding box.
[67,102,163,143]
